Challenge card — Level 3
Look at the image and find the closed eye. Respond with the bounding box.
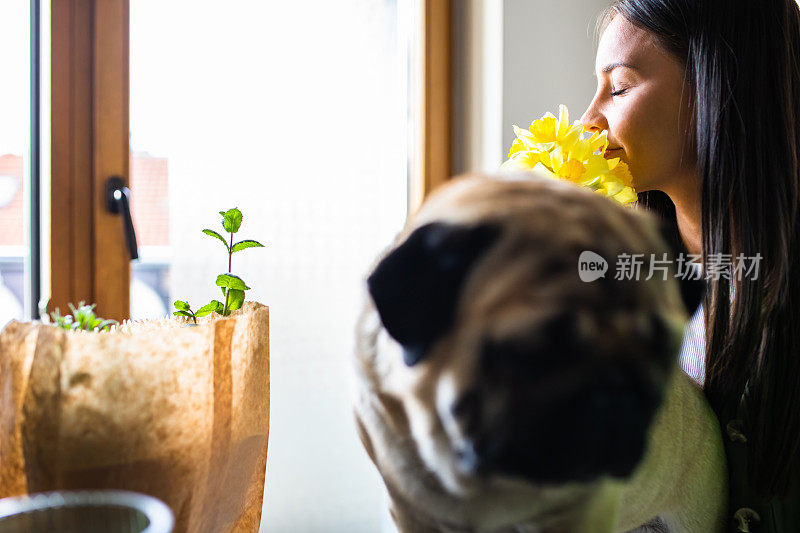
[611,88,629,97]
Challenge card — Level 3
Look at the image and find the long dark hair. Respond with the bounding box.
[599,0,800,500]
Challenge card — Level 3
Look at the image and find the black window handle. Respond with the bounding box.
[106,176,139,261]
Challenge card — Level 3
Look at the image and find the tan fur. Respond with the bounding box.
[353,174,727,532]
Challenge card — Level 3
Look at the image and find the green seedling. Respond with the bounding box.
[46,301,118,332]
[172,300,198,324]
[173,207,264,321]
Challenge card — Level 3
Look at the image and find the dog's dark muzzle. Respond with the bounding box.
[451,356,667,485]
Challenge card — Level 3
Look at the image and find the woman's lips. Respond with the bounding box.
[604,147,623,157]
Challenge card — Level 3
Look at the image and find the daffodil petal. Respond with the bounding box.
[601,179,625,197]
[584,154,610,178]
[508,138,525,158]
[513,125,536,150]
[611,187,638,205]
[535,141,556,152]
[582,176,603,189]
[589,130,609,154]
[568,138,592,161]
[561,127,583,153]
[609,161,634,188]
[501,154,534,172]
[556,104,569,139]
[530,115,557,143]
[532,161,559,179]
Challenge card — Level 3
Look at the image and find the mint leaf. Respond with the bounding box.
[173,310,192,317]
[202,229,229,251]
[196,300,224,317]
[173,300,190,311]
[221,208,243,234]
[216,273,250,291]
[231,239,264,253]
[226,288,245,312]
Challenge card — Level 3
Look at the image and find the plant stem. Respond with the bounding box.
[224,229,233,316]
[229,231,233,273]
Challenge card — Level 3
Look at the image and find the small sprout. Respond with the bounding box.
[172,300,198,324]
[175,207,265,320]
[45,301,118,332]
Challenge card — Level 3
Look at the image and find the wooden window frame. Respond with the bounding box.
[408,0,453,215]
[50,0,130,321]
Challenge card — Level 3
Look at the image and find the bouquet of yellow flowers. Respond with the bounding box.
[501,104,638,205]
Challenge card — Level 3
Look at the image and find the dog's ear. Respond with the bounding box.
[656,219,705,316]
[367,222,501,366]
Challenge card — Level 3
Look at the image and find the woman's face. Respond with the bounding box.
[581,14,696,193]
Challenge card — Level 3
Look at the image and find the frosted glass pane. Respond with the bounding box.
[0,1,31,327]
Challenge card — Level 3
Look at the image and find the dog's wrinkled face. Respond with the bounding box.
[364,175,702,499]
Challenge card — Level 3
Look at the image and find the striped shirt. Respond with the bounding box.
[678,269,737,388]
[679,301,706,386]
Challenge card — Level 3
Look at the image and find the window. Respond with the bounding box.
[46,0,452,530]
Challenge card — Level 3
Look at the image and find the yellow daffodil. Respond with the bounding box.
[502,104,638,205]
[529,104,583,147]
[500,150,550,173]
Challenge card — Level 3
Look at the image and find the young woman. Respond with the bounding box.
[580,0,800,530]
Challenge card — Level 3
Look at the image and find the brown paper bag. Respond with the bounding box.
[0,301,270,532]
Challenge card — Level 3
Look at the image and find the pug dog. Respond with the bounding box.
[353,174,727,532]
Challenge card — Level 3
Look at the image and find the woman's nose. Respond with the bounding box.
[580,101,608,133]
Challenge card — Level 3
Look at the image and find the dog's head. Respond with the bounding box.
[364,174,702,497]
